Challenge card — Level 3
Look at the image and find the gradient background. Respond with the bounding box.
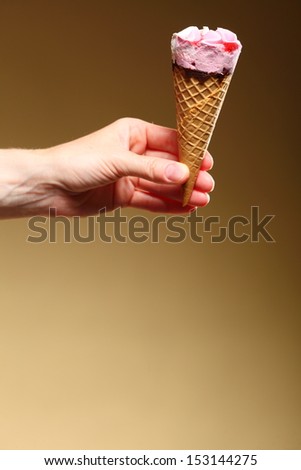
[0,0,300,450]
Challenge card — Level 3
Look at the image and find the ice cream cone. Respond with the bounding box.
[173,63,232,206]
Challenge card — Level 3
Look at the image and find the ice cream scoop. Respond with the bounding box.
[171,26,242,73]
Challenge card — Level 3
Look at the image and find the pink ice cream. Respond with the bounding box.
[171,26,242,74]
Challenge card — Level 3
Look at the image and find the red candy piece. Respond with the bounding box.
[224,42,239,52]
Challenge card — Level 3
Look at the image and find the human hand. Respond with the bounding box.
[0,118,214,218]
[43,118,214,216]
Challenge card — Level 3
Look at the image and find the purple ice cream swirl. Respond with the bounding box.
[171,26,242,75]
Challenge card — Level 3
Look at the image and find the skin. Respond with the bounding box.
[0,118,214,219]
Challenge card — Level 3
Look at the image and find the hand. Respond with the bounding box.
[44,118,214,216]
[0,118,215,218]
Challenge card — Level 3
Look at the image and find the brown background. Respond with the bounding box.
[0,0,300,450]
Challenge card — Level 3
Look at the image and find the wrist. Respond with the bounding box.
[0,148,56,218]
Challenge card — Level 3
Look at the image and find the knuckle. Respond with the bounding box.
[146,158,159,180]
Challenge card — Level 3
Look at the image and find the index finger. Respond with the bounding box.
[146,122,214,169]
[200,151,214,171]
[141,121,214,170]
[144,122,178,155]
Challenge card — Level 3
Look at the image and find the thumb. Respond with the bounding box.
[116,150,189,184]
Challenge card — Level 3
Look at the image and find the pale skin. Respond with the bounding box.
[0,118,215,219]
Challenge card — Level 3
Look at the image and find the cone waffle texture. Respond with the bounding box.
[173,64,232,206]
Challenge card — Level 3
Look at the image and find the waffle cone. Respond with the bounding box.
[173,64,232,206]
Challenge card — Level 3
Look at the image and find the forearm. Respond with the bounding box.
[0,148,55,219]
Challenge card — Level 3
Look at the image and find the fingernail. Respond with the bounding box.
[165,164,187,183]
